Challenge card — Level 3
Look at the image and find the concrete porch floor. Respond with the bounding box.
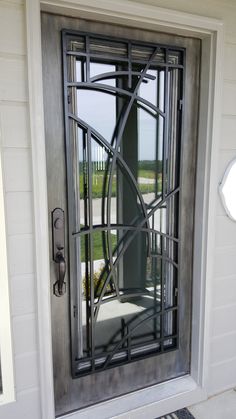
[188,389,236,419]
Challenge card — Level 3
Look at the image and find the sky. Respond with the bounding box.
[76,63,165,162]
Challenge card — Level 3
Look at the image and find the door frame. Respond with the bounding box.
[25,1,224,418]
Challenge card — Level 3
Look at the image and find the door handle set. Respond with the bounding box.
[52,208,66,296]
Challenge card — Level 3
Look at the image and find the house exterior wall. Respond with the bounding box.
[0,0,235,417]
[0,1,41,418]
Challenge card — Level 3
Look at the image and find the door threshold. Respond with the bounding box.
[59,375,206,419]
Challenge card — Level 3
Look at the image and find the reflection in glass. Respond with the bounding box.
[77,89,116,143]
[90,62,116,82]
[66,35,183,374]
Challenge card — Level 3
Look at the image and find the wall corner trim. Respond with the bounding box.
[25,1,55,418]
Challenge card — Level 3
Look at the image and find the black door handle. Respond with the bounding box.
[52,208,66,297]
[54,250,66,296]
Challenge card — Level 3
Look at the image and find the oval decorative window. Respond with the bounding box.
[219,158,236,221]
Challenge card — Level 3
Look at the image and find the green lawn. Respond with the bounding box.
[80,230,117,262]
[79,169,161,198]
[138,169,156,179]
[79,173,116,198]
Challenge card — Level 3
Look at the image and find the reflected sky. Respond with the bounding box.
[76,62,164,161]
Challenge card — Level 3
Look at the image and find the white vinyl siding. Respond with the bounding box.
[0,1,41,418]
[210,35,236,395]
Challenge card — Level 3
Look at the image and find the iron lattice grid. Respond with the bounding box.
[62,30,185,377]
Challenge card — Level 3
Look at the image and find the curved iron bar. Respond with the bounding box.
[150,253,178,270]
[94,187,179,321]
[103,303,157,352]
[77,218,176,300]
[94,280,157,308]
[103,96,135,298]
[101,48,167,316]
[101,156,120,298]
[106,118,152,272]
[106,225,117,298]
[101,92,149,296]
[69,54,174,324]
[102,92,138,301]
[92,250,177,307]
[77,223,178,301]
[68,114,150,239]
[73,224,179,244]
[99,100,131,296]
[68,114,152,301]
[94,287,152,308]
[68,113,151,297]
[77,184,178,321]
[99,150,114,296]
[84,250,177,307]
[106,157,151,295]
[68,82,165,118]
[90,70,156,83]
[103,305,178,369]
[81,72,156,261]
[93,261,114,299]
[105,47,163,313]
[68,114,147,207]
[99,99,132,300]
[92,288,149,308]
[136,95,164,120]
[92,250,178,308]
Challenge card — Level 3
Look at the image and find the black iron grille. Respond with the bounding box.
[62,31,184,376]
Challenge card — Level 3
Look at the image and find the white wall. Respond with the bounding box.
[0,1,41,418]
[0,0,236,417]
[211,32,236,394]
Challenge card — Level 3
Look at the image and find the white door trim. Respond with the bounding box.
[25,2,55,418]
[0,146,15,406]
[25,1,224,418]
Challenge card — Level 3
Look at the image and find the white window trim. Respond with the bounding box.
[25,1,224,418]
[0,154,15,405]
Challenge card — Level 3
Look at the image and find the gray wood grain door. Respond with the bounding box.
[41,12,200,416]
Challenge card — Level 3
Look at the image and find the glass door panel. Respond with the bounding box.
[64,32,183,376]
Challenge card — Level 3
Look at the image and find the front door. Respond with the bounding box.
[41,13,200,416]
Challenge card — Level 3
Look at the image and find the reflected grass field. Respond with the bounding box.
[80,230,117,262]
[79,169,160,198]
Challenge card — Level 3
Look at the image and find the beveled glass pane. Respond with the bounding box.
[168,50,183,65]
[90,37,127,58]
[69,37,85,53]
